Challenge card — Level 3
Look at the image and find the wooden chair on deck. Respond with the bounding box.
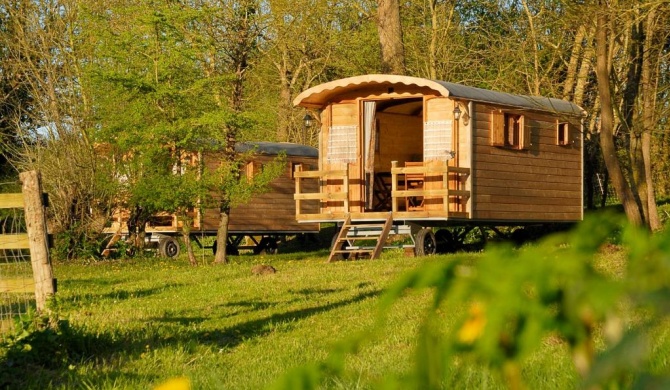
[404,162,425,211]
[373,172,393,211]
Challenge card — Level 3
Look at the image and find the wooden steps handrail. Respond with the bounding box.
[327,214,352,263]
[327,213,394,261]
[370,213,393,260]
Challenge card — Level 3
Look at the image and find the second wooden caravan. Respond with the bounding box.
[103,141,320,257]
[292,74,585,258]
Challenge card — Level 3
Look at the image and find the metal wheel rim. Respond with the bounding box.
[165,241,179,257]
[423,233,436,254]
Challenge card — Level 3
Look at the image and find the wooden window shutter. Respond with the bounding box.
[491,110,505,146]
[519,115,530,149]
[557,121,570,146]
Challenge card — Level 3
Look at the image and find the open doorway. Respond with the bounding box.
[363,97,424,211]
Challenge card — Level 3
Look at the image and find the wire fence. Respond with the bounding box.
[594,172,620,207]
[0,180,35,335]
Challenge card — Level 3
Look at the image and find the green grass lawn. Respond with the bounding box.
[53,249,453,389]
[3,226,669,389]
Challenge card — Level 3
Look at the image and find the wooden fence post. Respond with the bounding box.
[19,170,54,313]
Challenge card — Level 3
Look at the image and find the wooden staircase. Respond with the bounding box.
[101,230,123,257]
[327,213,394,262]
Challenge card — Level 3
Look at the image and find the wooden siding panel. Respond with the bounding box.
[476,152,580,170]
[475,194,580,206]
[475,169,581,185]
[475,210,582,221]
[323,103,356,213]
[202,154,319,233]
[476,185,581,199]
[425,97,452,122]
[472,103,582,223]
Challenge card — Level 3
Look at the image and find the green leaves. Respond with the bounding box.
[274,212,670,389]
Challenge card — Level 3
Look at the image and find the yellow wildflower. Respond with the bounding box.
[154,377,191,390]
[458,301,486,344]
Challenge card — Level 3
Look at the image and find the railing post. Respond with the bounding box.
[294,164,303,218]
[20,170,54,313]
[343,165,349,212]
[444,164,449,213]
[391,161,398,213]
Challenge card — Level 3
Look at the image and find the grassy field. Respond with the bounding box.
[0,247,562,389]
[2,218,670,389]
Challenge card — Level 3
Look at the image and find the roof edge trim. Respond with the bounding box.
[293,74,451,108]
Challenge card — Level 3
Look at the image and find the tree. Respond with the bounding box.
[376,0,405,74]
[82,0,255,264]
[595,2,644,226]
[195,0,267,264]
[260,0,374,144]
[0,0,115,258]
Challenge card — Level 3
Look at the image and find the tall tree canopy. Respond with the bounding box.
[1,0,669,254]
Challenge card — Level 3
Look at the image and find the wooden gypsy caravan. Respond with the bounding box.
[103,141,319,257]
[292,74,585,259]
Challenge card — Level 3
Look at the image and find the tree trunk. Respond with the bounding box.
[640,7,661,230]
[573,28,595,107]
[377,0,405,75]
[181,216,197,265]
[562,25,587,100]
[214,210,230,264]
[595,6,643,226]
[276,63,293,142]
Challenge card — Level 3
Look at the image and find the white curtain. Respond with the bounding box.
[327,125,357,163]
[363,101,377,209]
[424,120,454,161]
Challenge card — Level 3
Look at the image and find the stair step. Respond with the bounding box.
[328,213,395,261]
[345,234,383,239]
[349,224,384,229]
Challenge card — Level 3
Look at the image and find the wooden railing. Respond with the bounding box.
[293,162,470,219]
[0,171,54,316]
[294,165,349,218]
[390,161,471,214]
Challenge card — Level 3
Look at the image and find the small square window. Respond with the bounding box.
[491,110,529,150]
[557,122,571,146]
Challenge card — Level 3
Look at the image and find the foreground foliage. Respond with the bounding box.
[1,213,669,389]
[273,212,670,389]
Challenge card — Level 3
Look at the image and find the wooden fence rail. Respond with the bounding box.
[0,171,54,315]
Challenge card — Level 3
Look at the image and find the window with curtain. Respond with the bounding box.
[424,120,453,161]
[327,125,358,163]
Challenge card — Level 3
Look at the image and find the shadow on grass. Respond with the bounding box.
[196,288,381,349]
[59,284,183,307]
[214,300,278,316]
[0,287,381,388]
[288,287,347,296]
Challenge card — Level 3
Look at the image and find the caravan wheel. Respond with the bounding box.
[159,237,181,258]
[254,237,278,255]
[415,228,436,256]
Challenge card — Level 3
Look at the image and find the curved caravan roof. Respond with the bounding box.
[235,141,318,158]
[294,74,585,117]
